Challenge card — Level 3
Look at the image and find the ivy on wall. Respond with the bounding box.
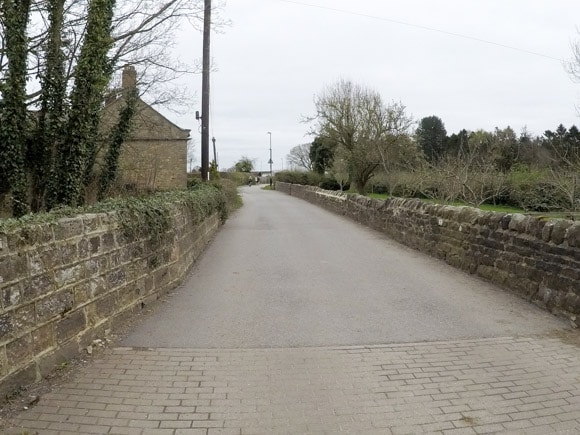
[0,184,230,242]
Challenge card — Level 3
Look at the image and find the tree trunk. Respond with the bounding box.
[54,0,116,207]
[0,0,32,217]
[354,178,367,195]
[33,0,67,212]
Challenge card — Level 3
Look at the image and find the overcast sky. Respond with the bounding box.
[167,0,580,172]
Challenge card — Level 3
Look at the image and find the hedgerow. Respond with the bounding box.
[0,184,233,243]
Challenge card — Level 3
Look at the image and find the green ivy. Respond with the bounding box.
[53,0,116,208]
[32,0,67,212]
[0,185,230,245]
[98,87,138,200]
[0,0,32,217]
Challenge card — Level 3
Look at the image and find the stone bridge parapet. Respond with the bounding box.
[0,205,220,399]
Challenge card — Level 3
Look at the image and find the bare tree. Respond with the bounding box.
[425,142,508,207]
[548,168,579,211]
[547,138,580,211]
[286,143,312,171]
[0,0,227,212]
[310,80,413,194]
[375,104,415,173]
[567,32,580,121]
[568,31,580,84]
[1,0,227,110]
[108,0,217,110]
[330,147,350,191]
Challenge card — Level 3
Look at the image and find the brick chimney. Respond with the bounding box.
[122,65,137,89]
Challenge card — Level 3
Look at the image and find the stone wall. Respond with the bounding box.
[0,205,219,399]
[277,182,580,325]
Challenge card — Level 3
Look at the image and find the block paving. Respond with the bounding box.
[4,335,580,434]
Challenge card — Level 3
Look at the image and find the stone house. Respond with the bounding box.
[101,66,190,191]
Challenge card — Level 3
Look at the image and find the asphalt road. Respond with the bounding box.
[122,186,569,349]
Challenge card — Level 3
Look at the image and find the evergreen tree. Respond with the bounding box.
[234,157,254,172]
[446,129,469,157]
[415,116,447,163]
[309,136,335,174]
[544,124,580,167]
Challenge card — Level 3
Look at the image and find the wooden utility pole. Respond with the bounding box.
[201,0,211,181]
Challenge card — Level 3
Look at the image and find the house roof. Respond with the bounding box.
[102,94,190,141]
[101,65,190,141]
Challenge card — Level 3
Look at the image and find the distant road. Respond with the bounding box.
[122,186,569,349]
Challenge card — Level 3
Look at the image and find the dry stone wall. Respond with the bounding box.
[0,206,219,399]
[277,182,580,325]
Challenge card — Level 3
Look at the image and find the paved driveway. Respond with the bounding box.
[5,187,580,434]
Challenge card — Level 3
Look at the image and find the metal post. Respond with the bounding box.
[212,136,217,168]
[267,132,273,187]
[200,0,211,181]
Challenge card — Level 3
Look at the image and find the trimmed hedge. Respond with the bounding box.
[275,171,350,191]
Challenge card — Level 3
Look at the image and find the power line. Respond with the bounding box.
[278,0,567,63]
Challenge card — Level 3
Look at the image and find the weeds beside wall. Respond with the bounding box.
[0,185,229,400]
[277,182,580,325]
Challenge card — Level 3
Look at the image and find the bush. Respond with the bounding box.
[319,177,350,191]
[274,166,576,211]
[507,169,571,211]
[367,179,388,194]
[378,171,426,198]
[221,172,251,187]
[0,184,232,234]
[187,175,204,190]
[209,178,242,214]
[275,171,323,186]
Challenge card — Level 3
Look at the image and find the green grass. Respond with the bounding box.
[365,194,527,214]
[477,204,525,213]
[317,190,575,219]
[528,211,579,220]
[420,198,525,213]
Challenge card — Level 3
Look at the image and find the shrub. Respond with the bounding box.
[379,170,427,198]
[222,171,251,187]
[210,178,242,214]
[0,184,232,234]
[187,175,204,190]
[319,177,350,191]
[367,178,388,194]
[275,171,323,186]
[506,168,567,211]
